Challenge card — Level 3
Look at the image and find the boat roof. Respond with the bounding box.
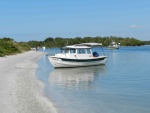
[75,43,102,47]
[61,43,102,49]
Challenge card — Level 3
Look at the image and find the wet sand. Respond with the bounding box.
[0,51,57,113]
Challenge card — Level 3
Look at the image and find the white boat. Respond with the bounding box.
[108,41,120,49]
[48,43,107,68]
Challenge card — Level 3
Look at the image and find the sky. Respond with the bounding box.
[0,0,150,42]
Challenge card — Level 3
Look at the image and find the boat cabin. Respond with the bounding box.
[57,45,99,59]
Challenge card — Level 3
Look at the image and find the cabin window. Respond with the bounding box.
[70,49,76,54]
[77,49,86,54]
[86,49,91,54]
[64,49,69,53]
[61,49,65,53]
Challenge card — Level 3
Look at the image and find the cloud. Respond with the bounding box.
[129,25,144,29]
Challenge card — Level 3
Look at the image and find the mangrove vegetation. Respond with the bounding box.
[27,36,144,48]
[0,36,146,57]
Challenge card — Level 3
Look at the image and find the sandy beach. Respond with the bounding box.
[0,51,57,113]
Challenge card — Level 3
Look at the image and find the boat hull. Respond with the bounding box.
[48,56,107,68]
[108,46,119,49]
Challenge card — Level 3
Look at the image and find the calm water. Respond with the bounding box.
[37,46,150,113]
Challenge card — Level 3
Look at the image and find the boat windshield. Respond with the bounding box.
[70,49,76,53]
[61,48,69,53]
[61,48,76,54]
[77,48,91,54]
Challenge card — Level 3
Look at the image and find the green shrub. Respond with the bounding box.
[0,38,30,57]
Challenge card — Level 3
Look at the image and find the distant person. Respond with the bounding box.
[43,46,46,51]
[36,47,38,51]
[43,46,46,53]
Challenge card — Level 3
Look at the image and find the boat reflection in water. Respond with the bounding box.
[49,66,107,90]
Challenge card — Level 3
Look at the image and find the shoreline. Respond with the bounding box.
[0,51,57,113]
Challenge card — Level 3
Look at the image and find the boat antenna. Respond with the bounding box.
[101,46,105,56]
[66,40,68,46]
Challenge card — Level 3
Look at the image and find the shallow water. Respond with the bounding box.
[37,46,150,113]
